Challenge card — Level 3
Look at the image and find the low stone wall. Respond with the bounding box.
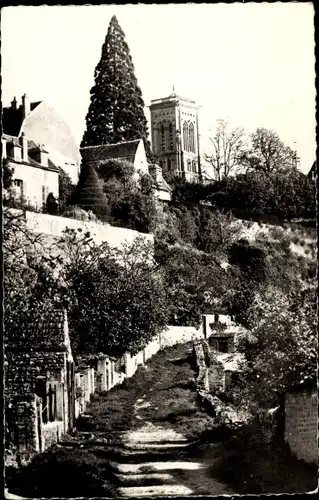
[25,211,154,249]
[284,387,317,464]
[193,340,232,421]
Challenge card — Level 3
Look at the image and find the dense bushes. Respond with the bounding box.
[168,170,315,221]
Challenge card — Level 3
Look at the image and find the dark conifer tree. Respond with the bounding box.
[81,15,152,159]
[70,163,109,220]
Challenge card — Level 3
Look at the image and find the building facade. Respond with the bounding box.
[3,133,60,210]
[3,94,80,184]
[149,91,200,182]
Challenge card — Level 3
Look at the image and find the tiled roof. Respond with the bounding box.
[80,139,141,165]
[3,134,59,172]
[2,101,41,136]
[5,308,68,352]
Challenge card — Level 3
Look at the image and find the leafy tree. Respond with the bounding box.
[2,157,14,190]
[69,163,109,221]
[96,158,135,186]
[59,230,168,357]
[46,193,59,215]
[242,127,296,174]
[81,15,152,159]
[234,285,317,413]
[205,119,246,180]
[111,189,157,233]
[155,238,228,325]
[58,169,74,214]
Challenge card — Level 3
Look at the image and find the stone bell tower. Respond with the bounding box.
[149,90,201,182]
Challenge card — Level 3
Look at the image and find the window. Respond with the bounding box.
[160,123,165,151]
[168,122,173,150]
[187,160,192,172]
[189,123,195,153]
[14,179,24,201]
[159,159,163,169]
[183,122,189,152]
[167,158,171,171]
[42,186,46,206]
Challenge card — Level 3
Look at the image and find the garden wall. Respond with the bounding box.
[24,211,154,248]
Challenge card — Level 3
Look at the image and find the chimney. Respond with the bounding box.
[2,137,7,159]
[19,133,28,161]
[11,97,17,111]
[22,93,30,118]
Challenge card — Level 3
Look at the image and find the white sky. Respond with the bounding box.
[1,3,316,173]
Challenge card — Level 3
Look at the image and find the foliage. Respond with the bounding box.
[58,169,74,214]
[206,170,316,220]
[111,189,157,233]
[63,206,98,222]
[69,162,109,221]
[45,193,58,215]
[241,127,296,174]
[154,239,228,325]
[2,157,14,190]
[205,119,246,180]
[97,160,158,233]
[234,285,317,412]
[56,229,168,358]
[81,15,152,159]
[96,158,135,185]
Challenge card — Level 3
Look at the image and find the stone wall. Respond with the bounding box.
[284,387,317,464]
[25,211,154,250]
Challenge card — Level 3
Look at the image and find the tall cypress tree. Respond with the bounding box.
[81,15,152,159]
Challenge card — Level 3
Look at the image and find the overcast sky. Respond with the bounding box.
[1,3,316,173]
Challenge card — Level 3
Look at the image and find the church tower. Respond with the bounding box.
[149,90,200,181]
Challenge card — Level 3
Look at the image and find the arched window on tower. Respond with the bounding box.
[189,123,195,153]
[183,122,189,152]
[187,159,192,172]
[160,123,165,151]
[167,158,172,172]
[168,123,173,150]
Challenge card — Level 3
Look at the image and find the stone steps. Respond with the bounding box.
[118,484,194,497]
[110,460,206,475]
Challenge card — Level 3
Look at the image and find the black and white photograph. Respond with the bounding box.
[2,3,317,498]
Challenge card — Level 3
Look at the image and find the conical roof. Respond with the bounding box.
[70,162,109,219]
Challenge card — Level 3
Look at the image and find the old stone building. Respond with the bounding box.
[80,138,149,178]
[80,138,171,201]
[149,90,201,182]
[5,309,75,456]
[3,94,80,184]
[2,133,60,209]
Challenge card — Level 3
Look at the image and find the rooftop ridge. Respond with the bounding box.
[81,138,141,150]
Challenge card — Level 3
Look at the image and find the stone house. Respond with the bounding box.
[2,133,60,210]
[80,138,149,178]
[2,94,80,184]
[80,138,171,201]
[5,309,75,456]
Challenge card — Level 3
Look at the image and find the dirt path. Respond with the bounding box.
[7,342,316,497]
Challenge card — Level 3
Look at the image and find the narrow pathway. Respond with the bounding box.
[90,343,233,497]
